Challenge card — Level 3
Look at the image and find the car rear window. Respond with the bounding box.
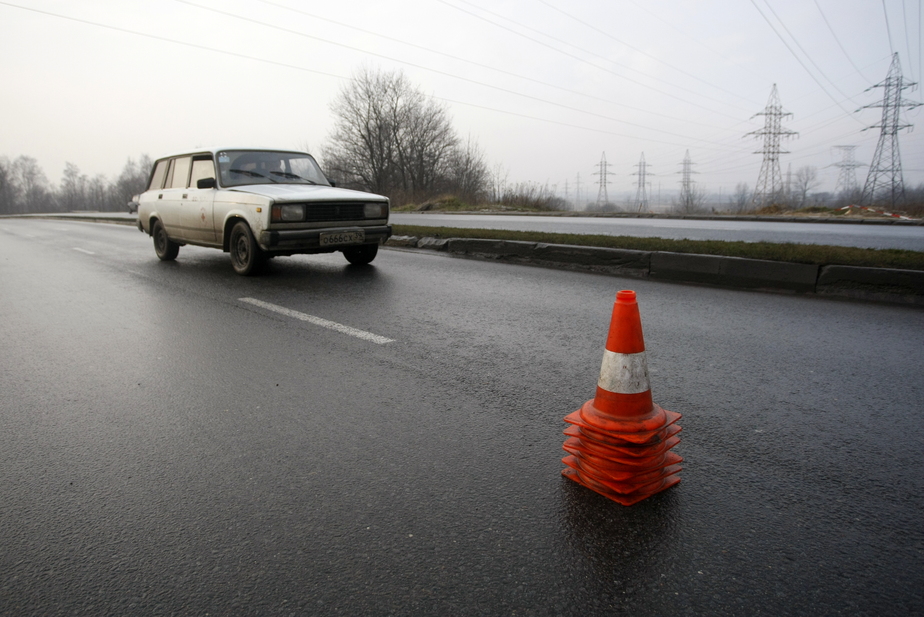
[148,159,169,190]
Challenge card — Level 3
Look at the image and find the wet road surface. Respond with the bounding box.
[1,219,922,615]
[392,212,924,251]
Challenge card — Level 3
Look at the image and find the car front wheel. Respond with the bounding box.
[152,220,179,261]
[342,244,378,265]
[229,221,265,275]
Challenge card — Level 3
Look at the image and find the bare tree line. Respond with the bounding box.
[5,64,922,217]
[0,155,151,215]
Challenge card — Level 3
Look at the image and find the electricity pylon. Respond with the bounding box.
[575,172,583,208]
[593,152,611,207]
[746,84,797,206]
[832,145,864,197]
[859,53,921,208]
[677,150,699,212]
[632,152,652,212]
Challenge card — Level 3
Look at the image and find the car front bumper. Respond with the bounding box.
[258,224,392,253]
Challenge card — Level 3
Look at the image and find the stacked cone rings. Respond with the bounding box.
[562,289,682,505]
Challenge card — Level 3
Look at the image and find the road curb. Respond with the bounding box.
[650,252,819,293]
[386,235,924,306]
[8,216,921,306]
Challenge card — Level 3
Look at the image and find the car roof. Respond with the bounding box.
[152,147,312,161]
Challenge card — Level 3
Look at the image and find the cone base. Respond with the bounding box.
[562,466,681,506]
[563,455,681,493]
[563,437,684,477]
[564,425,682,461]
[564,422,682,452]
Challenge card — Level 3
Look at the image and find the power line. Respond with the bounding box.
[535,0,758,107]
[179,0,744,147]
[435,0,753,115]
[251,0,735,134]
[812,0,872,83]
[750,0,867,124]
[902,0,916,82]
[1,0,742,151]
[760,0,861,104]
[883,0,895,55]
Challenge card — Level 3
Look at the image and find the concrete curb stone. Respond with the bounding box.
[817,265,924,305]
[386,235,923,305]
[650,252,820,293]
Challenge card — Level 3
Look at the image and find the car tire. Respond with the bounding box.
[229,221,265,275]
[152,220,179,261]
[343,244,378,265]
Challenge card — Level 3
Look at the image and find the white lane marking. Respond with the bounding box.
[73,247,96,255]
[239,297,394,345]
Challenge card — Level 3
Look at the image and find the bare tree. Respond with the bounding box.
[792,166,820,209]
[674,185,708,213]
[12,156,51,213]
[730,182,750,213]
[107,156,151,211]
[0,157,19,215]
[322,67,485,205]
[60,162,89,211]
[445,135,489,203]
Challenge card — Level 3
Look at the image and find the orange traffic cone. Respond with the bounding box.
[562,290,682,505]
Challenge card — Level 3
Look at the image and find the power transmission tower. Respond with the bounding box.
[632,152,652,212]
[832,145,864,197]
[859,53,921,207]
[746,84,797,206]
[677,150,699,212]
[593,152,612,208]
[575,172,582,208]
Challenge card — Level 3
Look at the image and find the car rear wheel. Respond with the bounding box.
[152,220,179,261]
[342,244,378,265]
[229,221,265,275]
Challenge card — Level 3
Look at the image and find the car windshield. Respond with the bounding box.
[217,150,331,188]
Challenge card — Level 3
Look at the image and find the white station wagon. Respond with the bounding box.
[137,148,391,274]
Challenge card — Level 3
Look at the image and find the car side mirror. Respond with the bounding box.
[197,177,217,189]
[326,177,337,187]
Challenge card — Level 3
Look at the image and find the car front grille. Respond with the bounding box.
[302,202,369,222]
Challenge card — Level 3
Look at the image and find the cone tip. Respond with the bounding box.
[616,290,636,303]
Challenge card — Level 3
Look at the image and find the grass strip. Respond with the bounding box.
[392,225,924,271]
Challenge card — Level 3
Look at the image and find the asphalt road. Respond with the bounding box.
[1,219,923,616]
[392,212,924,251]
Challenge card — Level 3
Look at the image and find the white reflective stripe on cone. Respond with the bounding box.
[598,350,651,394]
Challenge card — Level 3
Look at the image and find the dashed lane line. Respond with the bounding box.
[239,297,395,345]
[73,247,95,255]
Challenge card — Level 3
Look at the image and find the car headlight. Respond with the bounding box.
[364,203,387,219]
[272,204,305,222]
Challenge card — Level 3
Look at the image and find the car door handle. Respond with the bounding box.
[158,194,163,199]
[182,193,188,199]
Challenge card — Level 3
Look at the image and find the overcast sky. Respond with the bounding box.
[1,0,921,202]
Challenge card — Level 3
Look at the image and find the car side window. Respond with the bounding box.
[169,157,192,189]
[148,159,169,190]
[190,158,216,188]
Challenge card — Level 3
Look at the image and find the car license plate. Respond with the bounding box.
[320,230,365,246]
